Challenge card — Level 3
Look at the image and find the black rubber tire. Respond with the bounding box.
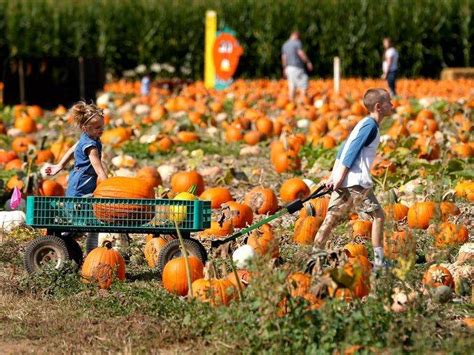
[61,237,84,267]
[157,238,207,275]
[24,235,70,274]
[85,233,99,254]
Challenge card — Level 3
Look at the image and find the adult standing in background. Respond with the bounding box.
[381,37,399,97]
[281,31,313,103]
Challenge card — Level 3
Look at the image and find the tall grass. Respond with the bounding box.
[0,0,472,78]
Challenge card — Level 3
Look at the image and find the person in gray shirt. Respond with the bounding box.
[281,31,313,103]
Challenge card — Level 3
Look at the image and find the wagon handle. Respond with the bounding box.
[210,184,332,248]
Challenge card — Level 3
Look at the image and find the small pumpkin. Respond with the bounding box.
[407,201,437,229]
[81,242,126,289]
[279,178,310,203]
[244,187,279,215]
[143,237,168,268]
[199,220,234,238]
[247,224,279,257]
[192,277,236,306]
[384,230,415,260]
[171,171,205,195]
[287,272,311,297]
[226,269,251,289]
[38,180,65,196]
[422,264,454,289]
[222,201,253,228]
[343,243,368,258]
[162,256,204,296]
[435,222,468,248]
[136,166,162,188]
[351,220,372,238]
[200,187,234,209]
[384,203,409,222]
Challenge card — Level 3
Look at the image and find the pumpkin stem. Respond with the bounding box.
[187,184,197,195]
[102,240,113,249]
[174,221,193,299]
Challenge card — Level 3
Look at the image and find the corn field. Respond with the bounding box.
[0,0,472,78]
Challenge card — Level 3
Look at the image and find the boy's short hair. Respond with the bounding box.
[363,88,389,112]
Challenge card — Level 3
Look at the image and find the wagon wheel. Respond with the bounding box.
[60,236,84,267]
[157,238,208,275]
[24,235,70,274]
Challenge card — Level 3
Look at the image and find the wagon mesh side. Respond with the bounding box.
[26,196,211,233]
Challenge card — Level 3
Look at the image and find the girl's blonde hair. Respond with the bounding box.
[70,101,104,128]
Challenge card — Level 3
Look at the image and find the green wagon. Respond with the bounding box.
[24,196,212,273]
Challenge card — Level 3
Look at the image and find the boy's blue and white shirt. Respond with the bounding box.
[333,116,380,188]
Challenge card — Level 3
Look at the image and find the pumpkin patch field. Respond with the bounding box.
[0,78,473,353]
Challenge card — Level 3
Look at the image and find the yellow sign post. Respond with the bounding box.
[204,10,217,89]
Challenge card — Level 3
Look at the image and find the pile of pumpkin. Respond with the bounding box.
[0,77,472,312]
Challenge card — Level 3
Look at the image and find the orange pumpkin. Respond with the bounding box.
[200,187,234,209]
[5,159,23,170]
[35,150,55,164]
[0,150,18,164]
[352,220,372,238]
[162,256,204,296]
[226,269,251,289]
[384,230,415,260]
[143,237,168,268]
[192,277,236,306]
[422,265,454,289]
[407,201,437,229]
[199,220,234,238]
[287,272,311,297]
[243,131,262,145]
[101,127,132,147]
[244,187,279,215]
[293,216,323,245]
[300,197,330,219]
[343,243,368,258]
[136,166,162,188]
[38,180,65,196]
[247,224,278,257]
[93,177,155,223]
[81,243,126,289]
[439,201,460,221]
[171,171,205,195]
[223,201,253,228]
[11,136,36,153]
[384,203,409,222]
[435,222,468,248]
[279,178,310,203]
[14,114,37,133]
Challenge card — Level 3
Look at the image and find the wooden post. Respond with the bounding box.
[204,10,216,89]
[333,56,340,94]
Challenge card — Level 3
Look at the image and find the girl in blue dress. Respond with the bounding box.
[45,101,107,196]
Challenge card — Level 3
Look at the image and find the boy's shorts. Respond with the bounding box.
[327,185,382,221]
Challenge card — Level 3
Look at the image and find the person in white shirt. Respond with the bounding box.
[312,88,394,269]
[381,37,399,97]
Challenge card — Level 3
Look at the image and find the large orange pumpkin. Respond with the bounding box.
[343,243,368,258]
[93,177,155,223]
[162,256,204,296]
[407,201,437,229]
[293,216,323,245]
[435,222,468,248]
[171,171,205,195]
[81,243,126,289]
